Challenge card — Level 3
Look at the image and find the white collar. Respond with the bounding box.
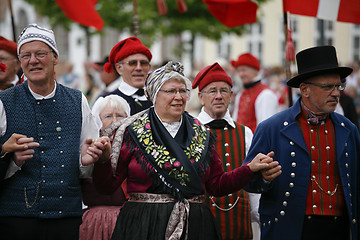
[197,107,235,128]
[11,75,19,86]
[118,80,145,96]
[28,80,57,100]
[154,107,183,138]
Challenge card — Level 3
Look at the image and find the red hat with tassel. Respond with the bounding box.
[192,62,233,91]
[231,53,260,70]
[104,37,152,73]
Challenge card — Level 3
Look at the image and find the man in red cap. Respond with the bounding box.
[193,62,261,240]
[0,36,21,90]
[231,53,278,133]
[95,37,153,115]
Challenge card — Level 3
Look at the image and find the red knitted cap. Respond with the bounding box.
[231,53,260,70]
[0,36,17,56]
[104,37,152,73]
[192,62,233,91]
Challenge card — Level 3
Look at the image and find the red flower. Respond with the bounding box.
[164,162,172,170]
[194,119,200,126]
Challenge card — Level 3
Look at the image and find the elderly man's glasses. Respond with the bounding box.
[201,88,231,97]
[18,50,52,62]
[158,88,190,97]
[304,82,346,92]
[121,60,150,67]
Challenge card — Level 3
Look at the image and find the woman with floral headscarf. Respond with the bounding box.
[84,61,280,240]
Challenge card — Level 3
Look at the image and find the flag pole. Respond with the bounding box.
[283,11,293,107]
[8,0,16,41]
[133,0,139,37]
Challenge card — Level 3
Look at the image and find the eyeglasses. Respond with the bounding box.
[18,50,53,62]
[304,82,346,92]
[100,113,127,122]
[201,88,231,97]
[158,88,190,97]
[121,60,150,67]
[0,57,17,63]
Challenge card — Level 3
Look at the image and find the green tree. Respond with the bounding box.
[25,0,269,59]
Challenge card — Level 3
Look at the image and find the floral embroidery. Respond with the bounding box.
[131,113,207,186]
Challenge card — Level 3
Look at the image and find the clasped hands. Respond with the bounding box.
[1,133,40,167]
[81,136,111,166]
[1,133,111,167]
[247,151,282,182]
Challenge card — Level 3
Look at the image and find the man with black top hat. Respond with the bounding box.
[193,62,263,240]
[242,45,360,240]
[94,37,153,115]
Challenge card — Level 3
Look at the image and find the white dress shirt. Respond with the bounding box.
[232,86,279,124]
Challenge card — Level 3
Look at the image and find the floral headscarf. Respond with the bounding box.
[145,61,192,104]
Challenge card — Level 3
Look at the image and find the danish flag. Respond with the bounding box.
[283,0,360,24]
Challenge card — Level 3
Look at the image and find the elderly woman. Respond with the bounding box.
[79,95,130,240]
[85,61,280,240]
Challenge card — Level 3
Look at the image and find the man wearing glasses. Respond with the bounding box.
[242,46,360,240]
[0,36,21,90]
[97,37,153,115]
[0,24,101,240]
[193,62,261,240]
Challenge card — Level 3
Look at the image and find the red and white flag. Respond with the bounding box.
[283,0,360,24]
[55,0,104,31]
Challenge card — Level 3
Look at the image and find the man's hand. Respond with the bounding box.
[2,133,40,167]
[247,151,282,181]
[81,136,111,166]
[259,152,282,182]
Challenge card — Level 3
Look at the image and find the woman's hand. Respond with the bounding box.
[247,151,282,181]
[2,133,40,167]
[81,136,111,166]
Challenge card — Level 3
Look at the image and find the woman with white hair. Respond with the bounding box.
[91,94,131,131]
[83,61,278,240]
[79,95,130,240]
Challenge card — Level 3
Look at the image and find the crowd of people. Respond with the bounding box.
[0,23,359,240]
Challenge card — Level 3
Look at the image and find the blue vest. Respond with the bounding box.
[0,82,83,218]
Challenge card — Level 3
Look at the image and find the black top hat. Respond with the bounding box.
[287,46,353,88]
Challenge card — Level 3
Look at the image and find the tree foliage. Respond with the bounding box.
[25,0,270,44]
